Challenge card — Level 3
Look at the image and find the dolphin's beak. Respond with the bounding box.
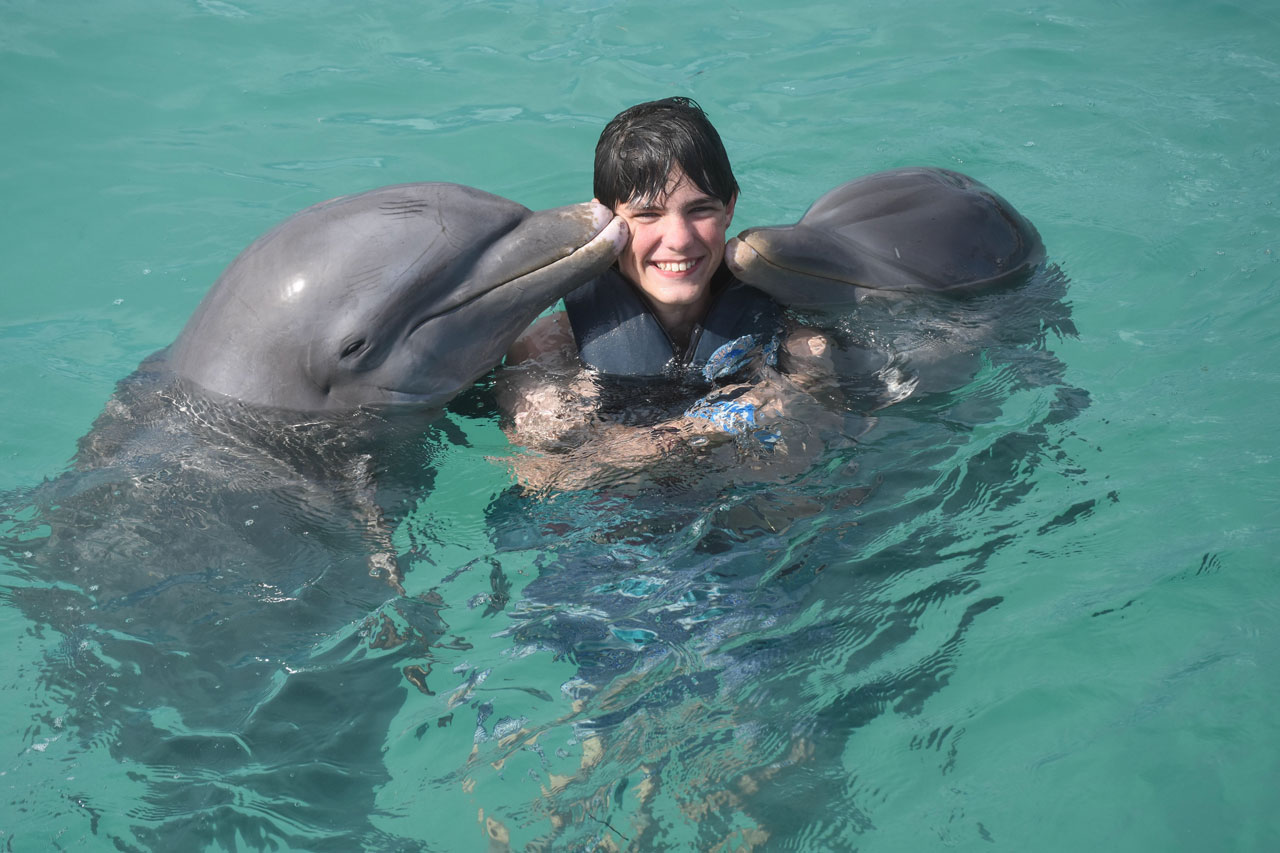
[724,236,758,277]
[585,201,629,257]
[589,199,615,233]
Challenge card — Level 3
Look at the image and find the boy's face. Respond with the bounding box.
[612,168,736,317]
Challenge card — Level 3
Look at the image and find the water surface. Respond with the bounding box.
[2,0,1278,850]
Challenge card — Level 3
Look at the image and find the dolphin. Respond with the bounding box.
[0,183,627,849]
[725,167,1044,310]
[168,182,627,412]
[31,180,630,616]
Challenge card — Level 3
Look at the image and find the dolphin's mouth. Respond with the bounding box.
[727,234,872,290]
[367,204,626,409]
[405,203,626,336]
[372,387,454,407]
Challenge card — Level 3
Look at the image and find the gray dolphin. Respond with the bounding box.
[167,182,627,412]
[725,167,1044,310]
[0,183,626,847]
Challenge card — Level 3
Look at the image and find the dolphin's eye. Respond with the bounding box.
[340,339,366,359]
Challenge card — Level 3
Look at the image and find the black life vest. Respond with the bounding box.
[563,266,784,384]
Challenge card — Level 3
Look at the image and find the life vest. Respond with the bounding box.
[563,266,784,385]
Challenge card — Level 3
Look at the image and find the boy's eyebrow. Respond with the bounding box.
[623,196,669,213]
[624,192,721,212]
[676,195,723,210]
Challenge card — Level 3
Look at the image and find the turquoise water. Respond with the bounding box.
[2,0,1278,850]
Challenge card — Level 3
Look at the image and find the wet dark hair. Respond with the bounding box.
[593,97,739,209]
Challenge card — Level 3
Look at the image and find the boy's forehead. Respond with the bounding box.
[626,168,711,206]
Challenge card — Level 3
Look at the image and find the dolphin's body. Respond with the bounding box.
[1,184,625,849]
[726,167,1044,310]
[50,182,626,598]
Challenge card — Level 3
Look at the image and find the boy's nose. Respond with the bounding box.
[661,215,698,250]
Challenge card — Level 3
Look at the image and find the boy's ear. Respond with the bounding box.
[725,192,738,227]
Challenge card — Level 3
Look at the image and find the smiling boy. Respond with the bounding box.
[500,98,834,474]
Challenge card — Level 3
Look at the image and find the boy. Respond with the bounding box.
[500,98,834,482]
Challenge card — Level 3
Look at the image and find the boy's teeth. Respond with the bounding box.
[655,260,695,272]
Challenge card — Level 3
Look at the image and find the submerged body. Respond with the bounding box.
[477,168,1083,848]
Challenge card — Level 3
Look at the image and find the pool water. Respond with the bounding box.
[2,0,1278,850]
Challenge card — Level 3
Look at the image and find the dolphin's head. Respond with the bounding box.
[725,221,875,311]
[167,183,626,412]
[726,168,1044,311]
